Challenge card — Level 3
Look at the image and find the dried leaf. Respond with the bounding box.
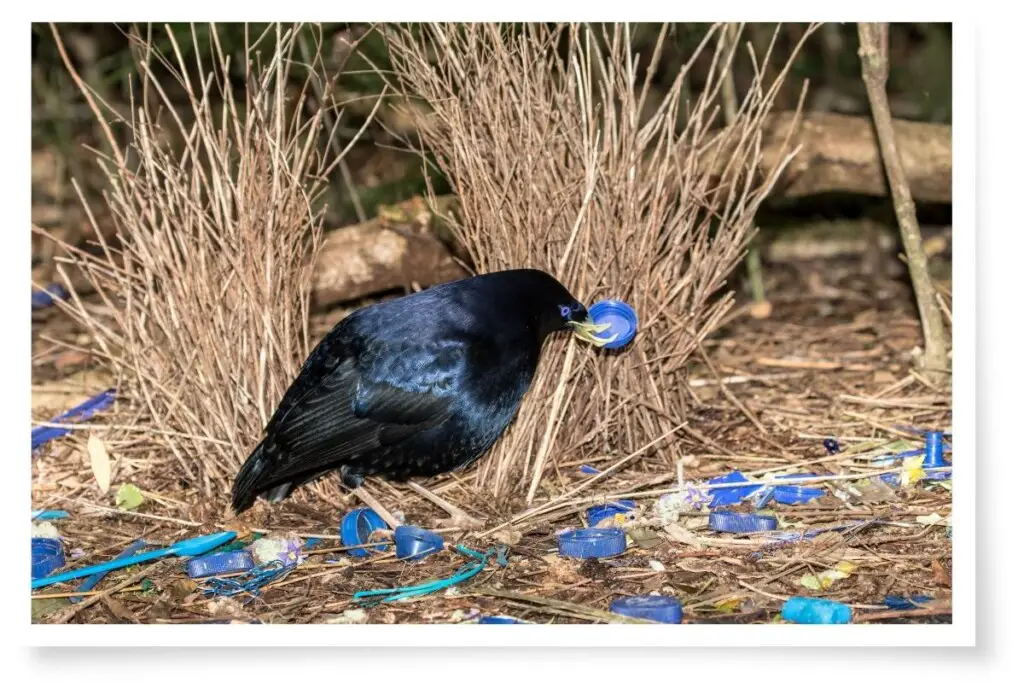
[87,433,111,493]
[916,512,949,526]
[931,560,951,588]
[714,596,745,613]
[491,529,522,546]
[798,560,857,591]
[116,483,144,510]
[663,523,704,550]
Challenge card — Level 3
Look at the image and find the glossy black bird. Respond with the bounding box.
[231,268,613,525]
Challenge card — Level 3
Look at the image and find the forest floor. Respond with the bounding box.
[30,228,953,625]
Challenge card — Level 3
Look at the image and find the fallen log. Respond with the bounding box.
[34,113,951,312]
[311,196,469,308]
[759,111,951,204]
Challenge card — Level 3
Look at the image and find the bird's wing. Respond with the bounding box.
[257,338,461,482]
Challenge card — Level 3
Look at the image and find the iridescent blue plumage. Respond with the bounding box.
[231,268,591,513]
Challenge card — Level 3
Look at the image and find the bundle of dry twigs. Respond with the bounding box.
[33,23,376,498]
[384,23,815,501]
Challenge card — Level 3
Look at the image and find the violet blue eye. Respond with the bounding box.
[559,305,571,319]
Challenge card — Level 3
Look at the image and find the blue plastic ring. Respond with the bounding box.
[708,511,778,533]
[610,595,683,623]
[341,508,390,557]
[186,550,256,579]
[557,528,627,559]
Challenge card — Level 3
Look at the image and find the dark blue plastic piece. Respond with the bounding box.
[586,500,636,527]
[71,539,148,603]
[32,284,69,311]
[883,594,934,610]
[588,300,638,349]
[187,550,256,578]
[31,538,65,580]
[578,464,601,474]
[773,473,827,505]
[709,511,778,533]
[557,528,627,559]
[478,616,521,624]
[823,438,841,455]
[877,472,901,487]
[708,471,763,508]
[394,526,444,561]
[341,508,389,557]
[922,430,951,480]
[780,597,852,624]
[31,389,117,451]
[609,595,683,624]
[31,531,236,590]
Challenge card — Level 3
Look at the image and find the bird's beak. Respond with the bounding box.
[568,315,617,347]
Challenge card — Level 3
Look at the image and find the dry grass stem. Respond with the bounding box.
[385,22,818,499]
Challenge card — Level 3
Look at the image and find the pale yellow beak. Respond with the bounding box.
[568,316,618,347]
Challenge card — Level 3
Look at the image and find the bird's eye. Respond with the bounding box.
[559,305,572,320]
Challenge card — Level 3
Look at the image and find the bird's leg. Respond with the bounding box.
[406,480,485,530]
[340,470,402,530]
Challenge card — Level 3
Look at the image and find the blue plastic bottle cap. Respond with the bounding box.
[780,597,852,624]
[186,550,255,579]
[823,438,841,455]
[609,595,683,624]
[708,471,763,508]
[32,537,65,580]
[478,616,521,624]
[586,500,636,527]
[394,525,445,561]
[773,473,827,505]
[341,508,390,557]
[588,300,638,350]
[557,528,627,559]
[922,430,950,480]
[709,511,778,533]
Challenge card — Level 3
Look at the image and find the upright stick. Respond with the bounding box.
[857,22,950,384]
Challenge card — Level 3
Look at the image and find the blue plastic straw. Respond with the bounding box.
[70,539,149,602]
[32,510,69,521]
[353,545,507,605]
[32,389,116,451]
[31,531,235,590]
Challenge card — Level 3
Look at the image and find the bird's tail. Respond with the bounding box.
[232,439,328,513]
[232,439,276,513]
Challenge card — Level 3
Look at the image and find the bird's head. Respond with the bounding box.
[480,269,618,347]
